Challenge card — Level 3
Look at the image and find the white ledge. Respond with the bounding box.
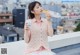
[0,32,80,55]
[48,31,80,49]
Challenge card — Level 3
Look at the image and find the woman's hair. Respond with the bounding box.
[28,1,41,19]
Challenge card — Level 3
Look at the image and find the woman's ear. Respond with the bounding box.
[31,11,34,14]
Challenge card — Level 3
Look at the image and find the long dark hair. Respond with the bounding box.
[28,1,41,19]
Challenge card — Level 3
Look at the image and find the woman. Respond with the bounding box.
[24,1,56,55]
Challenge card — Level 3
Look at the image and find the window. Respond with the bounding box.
[9,36,14,42]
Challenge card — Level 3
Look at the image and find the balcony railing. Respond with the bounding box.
[0,18,13,23]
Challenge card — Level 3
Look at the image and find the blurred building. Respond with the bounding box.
[0,26,17,43]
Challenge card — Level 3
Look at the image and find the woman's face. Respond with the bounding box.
[32,3,43,15]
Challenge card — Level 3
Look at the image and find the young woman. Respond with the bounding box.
[24,1,56,55]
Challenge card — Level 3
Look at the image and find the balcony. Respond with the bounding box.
[0,18,13,23]
[0,14,12,16]
[0,13,13,25]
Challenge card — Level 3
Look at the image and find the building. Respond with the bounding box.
[0,13,13,26]
[0,35,2,44]
[0,26,17,43]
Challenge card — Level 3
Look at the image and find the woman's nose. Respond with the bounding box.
[40,7,43,10]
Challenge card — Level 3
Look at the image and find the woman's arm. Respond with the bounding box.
[24,21,31,43]
[44,10,53,37]
[46,19,53,37]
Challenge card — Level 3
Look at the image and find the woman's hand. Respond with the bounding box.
[42,10,52,20]
[45,11,52,20]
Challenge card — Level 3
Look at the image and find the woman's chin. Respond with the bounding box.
[37,12,42,15]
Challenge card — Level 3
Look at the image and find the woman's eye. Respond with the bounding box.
[37,7,39,9]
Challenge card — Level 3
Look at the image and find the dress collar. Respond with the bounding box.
[33,18,43,23]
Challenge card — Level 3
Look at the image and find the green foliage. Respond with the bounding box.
[74,23,80,31]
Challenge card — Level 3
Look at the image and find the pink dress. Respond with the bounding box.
[24,18,56,55]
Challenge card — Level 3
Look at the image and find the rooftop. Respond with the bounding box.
[0,26,17,36]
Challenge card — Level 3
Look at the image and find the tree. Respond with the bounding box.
[74,22,80,31]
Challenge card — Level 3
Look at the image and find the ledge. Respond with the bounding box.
[0,32,80,55]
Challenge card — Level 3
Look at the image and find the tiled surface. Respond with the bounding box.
[52,43,80,55]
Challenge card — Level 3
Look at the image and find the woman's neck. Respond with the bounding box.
[35,15,41,21]
[34,15,42,25]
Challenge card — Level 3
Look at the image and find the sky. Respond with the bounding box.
[7,0,80,4]
[8,0,61,4]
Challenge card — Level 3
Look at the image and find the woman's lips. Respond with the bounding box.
[40,10,43,12]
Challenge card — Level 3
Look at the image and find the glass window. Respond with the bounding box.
[9,36,14,42]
